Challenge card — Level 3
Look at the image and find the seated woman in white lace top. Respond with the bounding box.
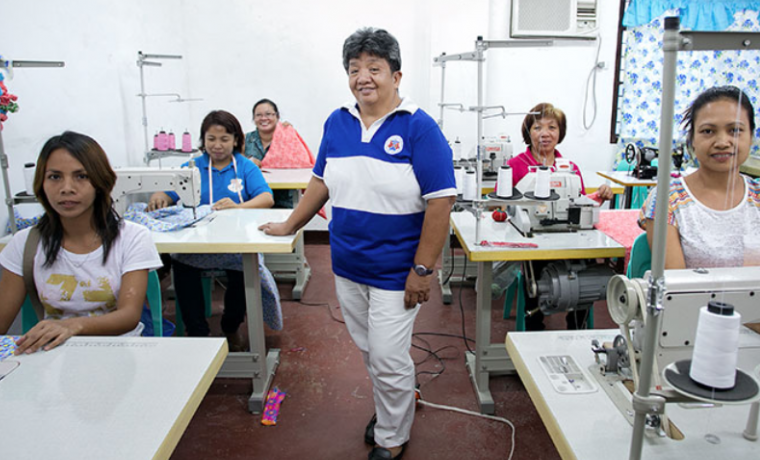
[639,86,760,268]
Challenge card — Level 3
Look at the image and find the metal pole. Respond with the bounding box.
[474,36,486,244]
[628,16,679,460]
[438,58,446,129]
[139,62,149,158]
[0,130,17,233]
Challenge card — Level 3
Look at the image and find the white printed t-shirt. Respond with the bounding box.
[0,221,163,335]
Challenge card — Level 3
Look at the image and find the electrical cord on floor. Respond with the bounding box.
[416,388,517,460]
[282,298,346,324]
[441,245,457,286]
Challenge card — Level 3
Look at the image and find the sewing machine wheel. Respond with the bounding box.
[607,275,641,325]
[624,143,638,165]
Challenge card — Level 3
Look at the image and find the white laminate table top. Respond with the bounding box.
[0,336,228,460]
[507,329,760,460]
[597,170,658,187]
[149,208,300,254]
[0,209,300,255]
[449,212,625,262]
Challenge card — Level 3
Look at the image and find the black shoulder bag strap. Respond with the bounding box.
[22,226,44,322]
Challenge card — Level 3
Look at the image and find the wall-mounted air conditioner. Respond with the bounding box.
[511,0,598,39]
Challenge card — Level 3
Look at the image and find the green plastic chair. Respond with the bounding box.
[173,272,213,337]
[502,268,594,330]
[22,270,165,336]
[627,233,652,279]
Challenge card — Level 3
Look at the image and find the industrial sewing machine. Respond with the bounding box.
[112,166,201,216]
[624,143,686,180]
[593,267,760,438]
[506,168,600,236]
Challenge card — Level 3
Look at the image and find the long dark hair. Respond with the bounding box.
[33,131,121,267]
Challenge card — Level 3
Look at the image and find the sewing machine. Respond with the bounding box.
[507,168,600,235]
[624,143,686,180]
[112,166,201,216]
[606,266,760,375]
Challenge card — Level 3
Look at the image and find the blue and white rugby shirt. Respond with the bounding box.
[313,98,456,290]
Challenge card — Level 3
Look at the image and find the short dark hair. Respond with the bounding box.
[199,110,245,152]
[34,131,121,266]
[683,85,756,146]
[342,27,401,73]
[521,103,567,145]
[252,98,280,120]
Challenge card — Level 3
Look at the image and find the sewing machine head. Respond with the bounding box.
[111,166,201,216]
[607,266,760,378]
[509,168,599,235]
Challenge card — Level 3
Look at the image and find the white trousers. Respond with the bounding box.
[335,275,419,448]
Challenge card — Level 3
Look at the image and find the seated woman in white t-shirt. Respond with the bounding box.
[640,86,760,268]
[0,131,163,354]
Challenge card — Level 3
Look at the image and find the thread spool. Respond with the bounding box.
[534,166,551,199]
[453,166,464,195]
[496,165,512,198]
[689,300,741,389]
[23,163,35,195]
[168,131,176,150]
[157,129,168,151]
[153,132,159,150]
[453,138,462,161]
[463,170,477,201]
[182,130,193,152]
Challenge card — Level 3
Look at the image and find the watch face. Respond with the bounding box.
[414,265,433,276]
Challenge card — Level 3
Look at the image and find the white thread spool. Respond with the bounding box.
[534,165,551,198]
[24,163,35,195]
[689,301,741,389]
[463,170,477,201]
[496,165,513,198]
[454,166,464,195]
[452,138,462,161]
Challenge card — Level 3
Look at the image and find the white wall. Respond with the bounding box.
[0,0,621,231]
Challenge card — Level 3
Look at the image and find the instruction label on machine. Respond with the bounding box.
[539,355,598,394]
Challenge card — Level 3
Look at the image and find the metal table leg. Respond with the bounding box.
[465,260,516,415]
[217,252,280,414]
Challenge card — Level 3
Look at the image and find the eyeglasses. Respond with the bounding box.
[254,112,277,119]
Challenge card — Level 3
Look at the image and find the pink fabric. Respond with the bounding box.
[261,123,315,169]
[594,210,644,271]
[505,146,586,194]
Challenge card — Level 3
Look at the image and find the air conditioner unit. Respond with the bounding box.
[511,0,598,40]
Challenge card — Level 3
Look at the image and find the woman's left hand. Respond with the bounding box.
[15,319,82,354]
[404,270,431,309]
[597,184,614,202]
[212,198,239,211]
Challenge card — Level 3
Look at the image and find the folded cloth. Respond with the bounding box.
[123,202,213,232]
[262,123,315,169]
[171,253,283,331]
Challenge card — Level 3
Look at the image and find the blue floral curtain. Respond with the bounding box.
[616,5,760,168]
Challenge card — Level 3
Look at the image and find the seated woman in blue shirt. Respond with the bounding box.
[149,110,274,350]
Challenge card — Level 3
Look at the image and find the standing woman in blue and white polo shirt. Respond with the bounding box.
[260,28,456,460]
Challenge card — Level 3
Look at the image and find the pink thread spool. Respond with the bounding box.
[181,131,193,152]
[157,129,168,151]
[168,131,176,150]
[153,132,159,150]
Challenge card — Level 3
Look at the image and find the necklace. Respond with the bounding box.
[62,233,102,269]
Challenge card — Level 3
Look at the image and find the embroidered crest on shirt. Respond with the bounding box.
[384,135,404,155]
[228,178,244,193]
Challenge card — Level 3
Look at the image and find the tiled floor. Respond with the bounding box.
[167,243,618,460]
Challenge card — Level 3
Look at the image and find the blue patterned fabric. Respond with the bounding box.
[623,1,760,31]
[616,8,760,169]
[5,208,41,234]
[123,203,213,232]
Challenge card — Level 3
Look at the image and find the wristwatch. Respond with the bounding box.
[413,264,434,276]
